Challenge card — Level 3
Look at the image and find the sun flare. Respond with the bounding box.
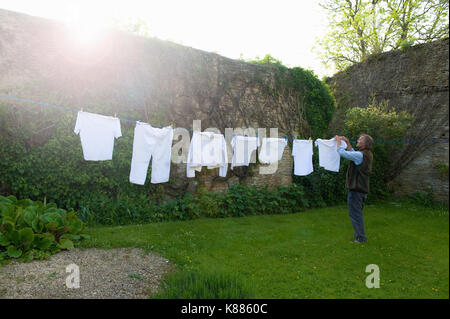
[63,3,106,47]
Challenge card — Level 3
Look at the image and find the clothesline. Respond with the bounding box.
[0,93,448,144]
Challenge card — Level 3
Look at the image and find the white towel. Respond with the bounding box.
[292,139,313,176]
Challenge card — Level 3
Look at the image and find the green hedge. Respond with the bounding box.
[75,183,311,226]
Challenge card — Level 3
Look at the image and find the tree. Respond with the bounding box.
[318,0,449,71]
[113,17,152,37]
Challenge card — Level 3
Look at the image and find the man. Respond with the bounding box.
[335,134,374,243]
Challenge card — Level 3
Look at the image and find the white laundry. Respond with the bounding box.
[129,122,173,185]
[292,139,314,176]
[258,138,287,164]
[314,138,347,172]
[187,131,228,178]
[231,136,259,170]
[74,111,122,161]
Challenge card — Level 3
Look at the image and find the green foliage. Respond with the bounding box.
[295,98,413,203]
[408,189,449,210]
[154,269,254,299]
[294,151,348,207]
[53,183,312,226]
[400,39,415,50]
[0,102,173,222]
[433,161,449,179]
[343,99,412,140]
[246,55,336,137]
[341,99,413,198]
[0,97,318,226]
[0,195,87,264]
[283,67,336,138]
[318,0,449,71]
[244,54,284,66]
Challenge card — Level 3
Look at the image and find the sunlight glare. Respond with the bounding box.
[63,3,106,47]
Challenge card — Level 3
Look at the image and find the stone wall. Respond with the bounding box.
[327,38,449,202]
[0,9,298,195]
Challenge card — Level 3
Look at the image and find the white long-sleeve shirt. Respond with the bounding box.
[337,145,363,165]
[187,131,228,177]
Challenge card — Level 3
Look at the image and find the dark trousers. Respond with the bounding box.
[347,190,367,242]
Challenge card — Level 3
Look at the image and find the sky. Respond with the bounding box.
[0,0,334,78]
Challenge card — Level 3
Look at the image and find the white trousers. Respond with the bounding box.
[129,123,173,184]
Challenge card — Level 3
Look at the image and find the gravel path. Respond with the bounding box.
[0,248,173,299]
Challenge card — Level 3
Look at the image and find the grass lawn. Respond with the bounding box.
[81,199,449,298]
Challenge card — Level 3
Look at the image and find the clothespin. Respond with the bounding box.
[284,136,287,142]
[308,137,311,141]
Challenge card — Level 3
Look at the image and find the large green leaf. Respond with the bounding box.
[33,237,52,250]
[58,239,74,250]
[1,220,15,238]
[0,232,10,246]
[0,195,13,204]
[7,245,22,258]
[40,212,63,226]
[17,199,33,208]
[10,230,20,246]
[31,217,44,233]
[22,206,37,226]
[6,195,17,203]
[68,220,84,234]
[19,227,35,245]
[45,222,59,232]
[14,207,23,224]
[0,203,16,219]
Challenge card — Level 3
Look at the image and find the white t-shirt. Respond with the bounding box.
[258,138,287,164]
[292,139,313,176]
[314,138,347,172]
[74,111,122,161]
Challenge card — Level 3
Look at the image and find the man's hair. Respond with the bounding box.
[360,134,374,150]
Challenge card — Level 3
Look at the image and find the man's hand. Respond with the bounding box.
[334,135,342,147]
[341,136,352,151]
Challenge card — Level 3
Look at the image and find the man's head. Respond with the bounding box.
[356,134,373,150]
